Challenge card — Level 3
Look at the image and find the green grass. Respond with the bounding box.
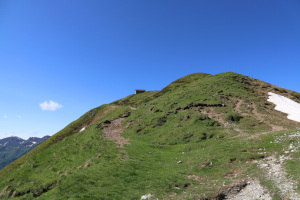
[1,72,300,199]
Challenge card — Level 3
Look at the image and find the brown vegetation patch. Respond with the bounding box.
[201,107,225,125]
[251,102,285,131]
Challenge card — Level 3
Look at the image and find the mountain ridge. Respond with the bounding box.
[0,136,50,170]
[1,72,300,199]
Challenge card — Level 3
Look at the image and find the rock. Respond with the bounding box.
[89,111,95,117]
[141,193,154,200]
[122,112,131,118]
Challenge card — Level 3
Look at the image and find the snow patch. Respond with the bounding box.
[80,127,86,132]
[32,141,37,144]
[267,92,300,122]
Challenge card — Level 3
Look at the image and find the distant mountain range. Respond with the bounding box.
[0,136,50,170]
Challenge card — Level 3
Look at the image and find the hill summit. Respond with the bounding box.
[1,72,300,199]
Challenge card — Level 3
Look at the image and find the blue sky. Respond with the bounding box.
[1,0,300,139]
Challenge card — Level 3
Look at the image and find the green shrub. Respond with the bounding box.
[226,113,243,122]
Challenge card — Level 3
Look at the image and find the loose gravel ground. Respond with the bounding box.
[227,179,271,200]
[257,131,300,200]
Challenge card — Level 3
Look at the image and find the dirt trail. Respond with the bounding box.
[234,99,244,114]
[258,155,300,200]
[226,132,300,200]
[251,103,285,132]
[235,99,285,132]
[91,105,117,124]
[102,118,130,148]
[256,131,300,200]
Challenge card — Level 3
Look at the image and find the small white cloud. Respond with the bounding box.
[39,100,63,111]
[3,114,7,119]
[17,115,22,118]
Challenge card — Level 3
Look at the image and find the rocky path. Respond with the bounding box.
[258,155,300,200]
[226,132,300,200]
[226,179,271,200]
[256,131,300,200]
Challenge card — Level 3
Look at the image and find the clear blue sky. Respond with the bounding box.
[1,0,300,139]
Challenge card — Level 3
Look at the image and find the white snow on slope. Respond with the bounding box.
[268,92,300,122]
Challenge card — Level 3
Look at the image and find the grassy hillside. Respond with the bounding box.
[1,72,300,199]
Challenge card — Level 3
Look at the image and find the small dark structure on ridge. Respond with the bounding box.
[135,89,146,94]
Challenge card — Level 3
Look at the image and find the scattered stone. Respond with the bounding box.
[89,111,95,117]
[225,179,272,200]
[140,193,154,200]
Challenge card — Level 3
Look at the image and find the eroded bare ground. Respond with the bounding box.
[101,118,130,148]
[202,107,225,125]
[251,102,285,132]
[217,179,272,200]
[255,131,300,200]
[91,105,117,124]
[225,131,300,200]
[257,155,300,200]
[208,101,300,199]
[232,99,286,139]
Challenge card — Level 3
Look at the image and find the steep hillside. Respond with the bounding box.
[1,72,300,199]
[0,136,50,170]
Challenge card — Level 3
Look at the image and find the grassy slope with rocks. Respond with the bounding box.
[1,72,300,199]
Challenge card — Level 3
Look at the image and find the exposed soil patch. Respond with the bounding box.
[234,99,244,115]
[252,103,285,132]
[234,99,286,139]
[90,105,117,125]
[76,105,118,134]
[258,155,300,199]
[202,107,226,125]
[256,131,300,199]
[101,118,130,148]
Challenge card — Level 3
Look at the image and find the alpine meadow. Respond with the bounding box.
[1,72,300,199]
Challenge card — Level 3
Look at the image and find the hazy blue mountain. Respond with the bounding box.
[0,136,50,170]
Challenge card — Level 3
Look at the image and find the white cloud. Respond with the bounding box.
[3,114,7,119]
[39,100,63,111]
